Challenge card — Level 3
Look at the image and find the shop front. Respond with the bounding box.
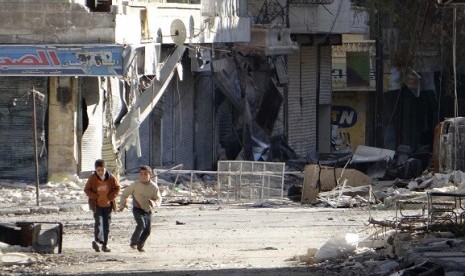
[0,45,124,181]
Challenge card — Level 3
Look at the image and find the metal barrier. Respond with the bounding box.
[154,161,286,203]
[217,161,285,202]
[427,191,465,226]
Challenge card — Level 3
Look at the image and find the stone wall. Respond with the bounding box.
[0,0,116,44]
[47,76,78,177]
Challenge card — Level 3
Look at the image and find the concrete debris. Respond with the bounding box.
[251,200,291,208]
[314,233,359,262]
[0,252,37,266]
[375,259,400,275]
[0,242,32,253]
[350,145,395,179]
[305,230,465,275]
[2,161,465,275]
[317,185,374,207]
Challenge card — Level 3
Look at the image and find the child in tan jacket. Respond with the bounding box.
[119,165,161,252]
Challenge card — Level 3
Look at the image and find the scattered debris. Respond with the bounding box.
[314,233,359,262]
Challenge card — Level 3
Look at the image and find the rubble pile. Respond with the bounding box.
[298,230,465,275]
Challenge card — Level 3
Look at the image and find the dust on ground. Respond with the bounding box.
[0,200,395,275]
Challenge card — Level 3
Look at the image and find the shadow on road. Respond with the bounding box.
[51,267,319,276]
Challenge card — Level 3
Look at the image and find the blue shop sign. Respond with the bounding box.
[331,105,358,128]
[0,45,123,76]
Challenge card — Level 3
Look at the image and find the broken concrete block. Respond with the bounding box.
[30,206,60,214]
[397,260,445,276]
[1,252,36,266]
[40,193,57,202]
[359,238,388,249]
[59,204,83,212]
[407,181,419,190]
[376,260,400,275]
[431,173,451,188]
[0,208,31,216]
[314,233,359,262]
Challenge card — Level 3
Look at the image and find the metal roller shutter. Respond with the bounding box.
[301,46,318,155]
[319,46,332,105]
[0,77,48,181]
[161,75,195,169]
[287,46,318,158]
[287,50,301,156]
[195,74,214,170]
[162,83,175,166]
[80,77,103,173]
[173,75,195,169]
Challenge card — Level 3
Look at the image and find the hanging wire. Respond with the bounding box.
[437,8,444,123]
[314,0,344,44]
[175,74,183,146]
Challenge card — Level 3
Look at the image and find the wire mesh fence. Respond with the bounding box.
[154,161,286,203]
[217,161,285,202]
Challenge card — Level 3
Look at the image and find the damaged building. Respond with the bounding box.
[0,0,368,181]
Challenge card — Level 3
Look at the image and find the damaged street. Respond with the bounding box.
[3,0,465,276]
[0,176,391,276]
[2,164,465,275]
[0,196,384,275]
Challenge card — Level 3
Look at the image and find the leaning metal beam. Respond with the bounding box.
[115,45,186,149]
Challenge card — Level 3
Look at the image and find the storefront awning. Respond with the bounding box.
[0,45,123,76]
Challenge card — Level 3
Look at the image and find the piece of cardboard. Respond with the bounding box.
[301,165,372,204]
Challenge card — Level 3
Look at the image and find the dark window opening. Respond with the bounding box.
[166,0,201,3]
[86,0,112,12]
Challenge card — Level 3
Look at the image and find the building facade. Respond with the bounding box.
[0,0,369,181]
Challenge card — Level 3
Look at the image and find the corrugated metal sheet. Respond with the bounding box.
[301,47,317,154]
[218,100,234,145]
[151,101,164,167]
[271,85,285,137]
[123,117,151,174]
[287,51,301,156]
[287,46,317,158]
[174,75,195,169]
[80,77,103,173]
[162,83,175,166]
[0,77,48,181]
[195,75,214,170]
[319,46,332,105]
[161,75,195,169]
[123,70,199,173]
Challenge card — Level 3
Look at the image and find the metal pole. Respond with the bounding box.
[32,87,40,206]
[375,7,384,148]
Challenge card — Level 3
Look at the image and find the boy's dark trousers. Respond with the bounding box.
[93,206,112,246]
[131,207,152,248]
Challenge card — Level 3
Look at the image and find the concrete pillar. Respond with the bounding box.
[47,77,78,180]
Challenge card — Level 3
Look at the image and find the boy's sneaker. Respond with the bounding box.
[130,243,137,249]
[102,246,111,252]
[92,241,100,252]
[137,245,145,252]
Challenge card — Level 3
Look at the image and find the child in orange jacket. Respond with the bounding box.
[84,159,120,252]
